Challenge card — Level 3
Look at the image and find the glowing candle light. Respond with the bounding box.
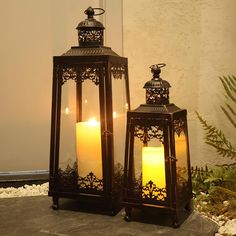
[142,146,166,189]
[65,107,69,115]
[113,111,117,118]
[76,118,102,179]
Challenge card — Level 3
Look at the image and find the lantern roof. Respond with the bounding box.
[143,64,171,105]
[76,6,105,47]
[128,63,186,116]
[56,6,126,58]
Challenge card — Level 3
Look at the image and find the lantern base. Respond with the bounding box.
[123,200,193,228]
[48,191,122,216]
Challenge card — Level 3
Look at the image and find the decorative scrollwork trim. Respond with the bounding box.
[79,66,101,85]
[78,172,103,191]
[174,119,185,136]
[111,64,126,79]
[146,88,169,105]
[79,29,103,43]
[57,163,78,190]
[134,125,164,144]
[142,180,167,201]
[59,65,105,86]
[61,68,77,85]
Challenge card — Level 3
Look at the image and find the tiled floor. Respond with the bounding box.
[0,196,218,236]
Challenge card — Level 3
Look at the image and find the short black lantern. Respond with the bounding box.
[49,7,130,215]
[123,64,192,227]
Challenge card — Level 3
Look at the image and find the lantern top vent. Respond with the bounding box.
[76,6,105,47]
[144,64,171,105]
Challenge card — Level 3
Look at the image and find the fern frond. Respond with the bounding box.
[228,75,236,89]
[223,75,236,93]
[196,111,236,160]
[225,103,236,116]
[232,75,236,86]
[205,142,236,158]
[221,106,236,128]
[220,76,236,103]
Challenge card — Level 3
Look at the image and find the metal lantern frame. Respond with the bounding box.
[123,64,192,227]
[49,7,130,215]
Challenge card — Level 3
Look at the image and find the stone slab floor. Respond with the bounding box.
[0,196,218,236]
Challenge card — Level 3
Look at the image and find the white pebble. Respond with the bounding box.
[218,219,236,236]
[223,201,230,207]
[0,183,49,198]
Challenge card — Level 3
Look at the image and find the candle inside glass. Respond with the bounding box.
[142,146,166,189]
[76,118,102,179]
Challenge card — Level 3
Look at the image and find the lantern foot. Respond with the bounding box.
[110,209,116,216]
[124,207,132,221]
[52,197,59,210]
[172,214,180,228]
[185,200,193,212]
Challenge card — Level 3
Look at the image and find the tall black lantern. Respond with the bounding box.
[49,7,130,215]
[123,64,192,227]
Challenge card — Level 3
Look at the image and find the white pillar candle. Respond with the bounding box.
[142,146,166,189]
[76,118,102,179]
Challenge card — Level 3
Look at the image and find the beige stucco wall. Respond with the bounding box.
[123,0,236,167]
[0,0,235,171]
[0,0,101,171]
[0,0,122,172]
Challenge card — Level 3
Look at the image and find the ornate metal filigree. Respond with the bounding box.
[134,125,164,144]
[79,66,101,85]
[78,172,103,191]
[111,65,126,79]
[60,66,104,85]
[174,119,185,136]
[57,163,78,191]
[176,166,190,199]
[146,87,169,105]
[61,68,77,84]
[79,30,103,42]
[113,163,124,195]
[142,180,167,201]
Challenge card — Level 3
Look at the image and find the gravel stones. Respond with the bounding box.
[0,182,48,198]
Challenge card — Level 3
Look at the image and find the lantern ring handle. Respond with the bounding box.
[84,8,105,16]
[157,63,166,68]
[93,8,105,16]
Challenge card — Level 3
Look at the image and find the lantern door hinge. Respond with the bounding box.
[102,130,112,136]
[169,156,177,162]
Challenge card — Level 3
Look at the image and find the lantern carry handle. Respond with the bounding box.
[93,8,105,16]
[84,7,105,18]
[150,63,166,70]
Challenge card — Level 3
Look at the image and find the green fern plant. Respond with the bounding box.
[220,75,236,128]
[196,75,236,161]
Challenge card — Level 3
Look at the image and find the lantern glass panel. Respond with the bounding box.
[76,80,103,180]
[132,125,167,202]
[132,138,142,196]
[112,74,128,168]
[59,80,77,170]
[175,130,189,194]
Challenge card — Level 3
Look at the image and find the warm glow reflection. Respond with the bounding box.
[113,112,117,118]
[125,103,129,110]
[65,107,69,115]
[84,99,88,104]
[142,146,166,189]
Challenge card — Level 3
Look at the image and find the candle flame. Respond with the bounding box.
[88,117,99,127]
[65,107,69,115]
[84,99,88,104]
